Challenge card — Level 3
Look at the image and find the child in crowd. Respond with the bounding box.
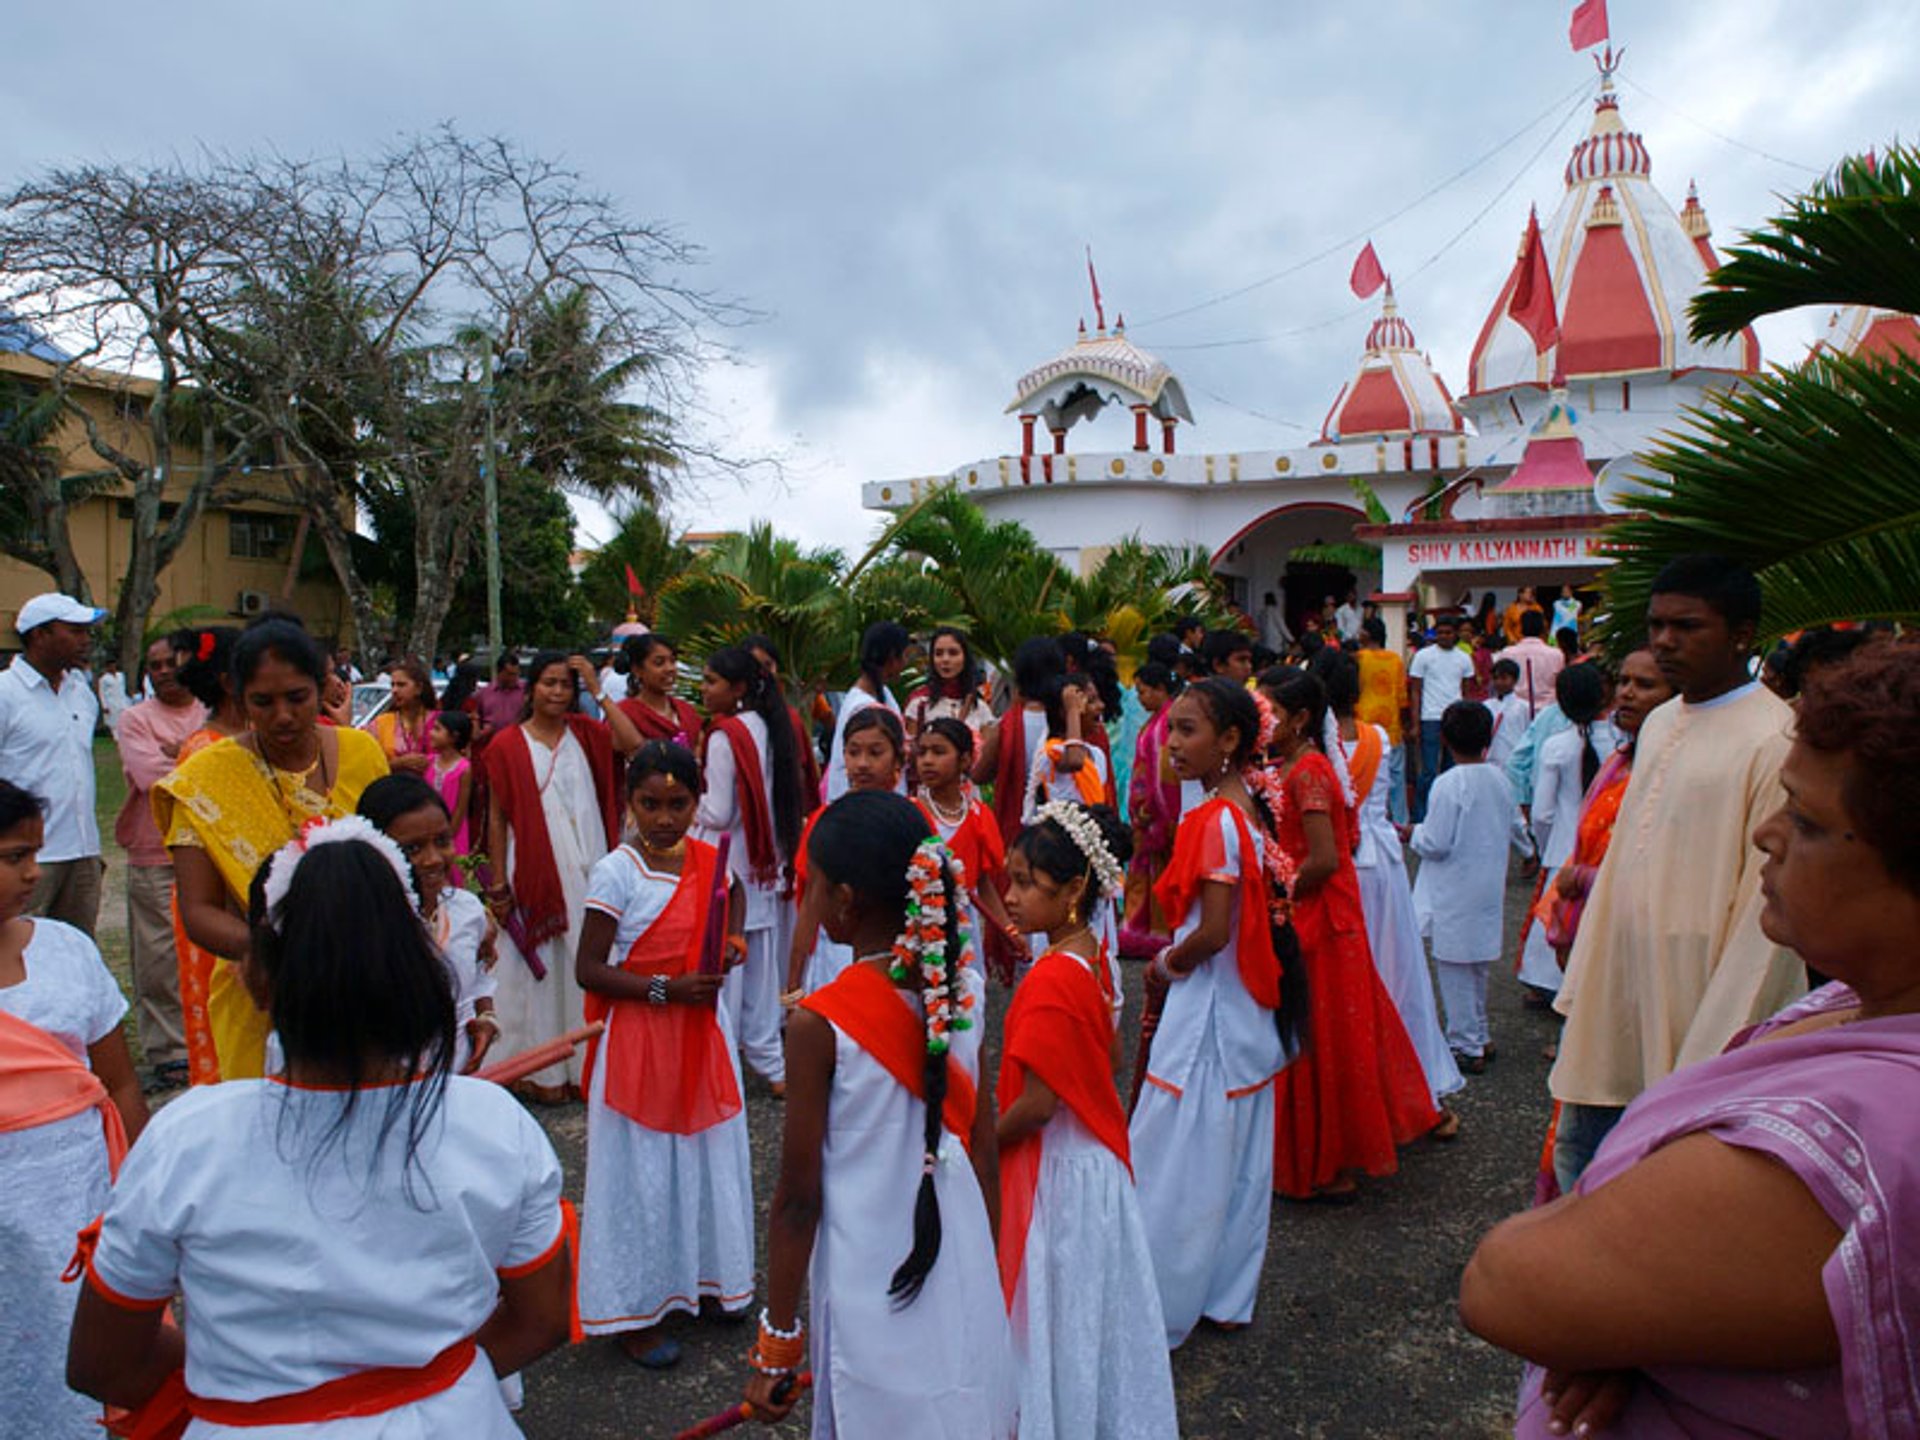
[359,775,498,1074]
[1405,702,1536,1073]
[787,707,906,997]
[575,741,754,1368]
[914,717,1021,979]
[1482,658,1531,773]
[1131,678,1288,1347]
[743,790,1013,1436]
[999,802,1180,1438]
[0,779,149,1438]
[68,820,571,1435]
[1026,674,1110,819]
[1121,661,1182,957]
[427,710,475,858]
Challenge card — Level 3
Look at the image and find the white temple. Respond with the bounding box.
[861,53,1816,641]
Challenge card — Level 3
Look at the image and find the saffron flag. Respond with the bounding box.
[1349,241,1387,299]
[624,563,644,599]
[1086,246,1106,331]
[1508,208,1560,354]
[1569,0,1608,51]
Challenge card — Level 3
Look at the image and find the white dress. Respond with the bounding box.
[1340,727,1464,1105]
[1008,961,1178,1440]
[694,709,786,1084]
[1128,805,1289,1348]
[87,1076,565,1438]
[809,968,1016,1439]
[433,887,497,1074]
[494,726,606,1085]
[0,920,126,1439]
[577,847,755,1332]
[1517,721,1619,994]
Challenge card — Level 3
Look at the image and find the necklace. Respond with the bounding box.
[1050,925,1095,954]
[638,837,686,864]
[853,947,895,968]
[926,790,969,825]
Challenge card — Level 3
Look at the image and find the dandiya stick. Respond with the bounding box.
[698,833,733,976]
[474,1023,604,1087]
[1128,976,1167,1117]
[672,1371,812,1439]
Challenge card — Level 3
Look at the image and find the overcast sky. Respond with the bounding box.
[3,2,1912,552]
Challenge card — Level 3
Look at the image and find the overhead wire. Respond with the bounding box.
[1615,75,1821,175]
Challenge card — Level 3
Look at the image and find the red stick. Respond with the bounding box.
[474,1023,604,1087]
[699,833,732,976]
[672,1371,812,1438]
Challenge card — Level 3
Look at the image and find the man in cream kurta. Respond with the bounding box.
[1548,557,1804,1190]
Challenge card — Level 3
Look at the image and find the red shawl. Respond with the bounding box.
[989,707,1034,847]
[789,704,822,813]
[1155,797,1282,1010]
[482,717,621,952]
[996,949,1130,1303]
[582,842,741,1134]
[618,694,702,749]
[801,962,976,1150]
[710,715,779,887]
[1348,723,1384,806]
[0,1008,129,1176]
[914,797,1005,899]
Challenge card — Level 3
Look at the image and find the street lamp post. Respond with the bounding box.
[481,338,504,666]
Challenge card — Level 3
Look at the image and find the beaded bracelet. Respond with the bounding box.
[748,1309,807,1375]
[647,975,669,1006]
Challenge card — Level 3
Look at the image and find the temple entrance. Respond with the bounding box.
[1282,560,1357,637]
[1210,501,1370,640]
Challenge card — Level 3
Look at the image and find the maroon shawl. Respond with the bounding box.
[482,717,621,952]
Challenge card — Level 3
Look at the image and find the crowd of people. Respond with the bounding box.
[0,552,1915,1438]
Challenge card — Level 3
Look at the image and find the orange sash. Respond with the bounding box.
[801,963,977,1150]
[1040,739,1108,807]
[1348,723,1383,807]
[996,950,1130,1304]
[582,842,742,1135]
[0,1007,129,1175]
[1154,798,1282,1011]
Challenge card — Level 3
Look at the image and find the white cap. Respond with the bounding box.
[16,592,108,635]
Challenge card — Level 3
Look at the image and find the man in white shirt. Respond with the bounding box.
[1503,609,1566,718]
[1408,615,1476,821]
[96,660,130,734]
[1256,591,1293,656]
[1334,589,1364,645]
[0,592,108,933]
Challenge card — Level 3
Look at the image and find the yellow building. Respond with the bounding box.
[1,328,350,650]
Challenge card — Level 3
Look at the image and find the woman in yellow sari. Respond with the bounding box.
[153,618,388,1080]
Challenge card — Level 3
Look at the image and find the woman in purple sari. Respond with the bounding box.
[1462,641,1920,1439]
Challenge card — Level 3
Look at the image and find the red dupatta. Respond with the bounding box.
[801,963,977,1149]
[1155,796,1282,1010]
[1348,723,1384,806]
[0,1008,129,1176]
[710,715,780,887]
[996,949,1130,1303]
[481,717,621,953]
[914,797,1006,900]
[618,693,702,750]
[582,841,741,1134]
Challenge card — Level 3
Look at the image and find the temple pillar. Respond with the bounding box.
[1051,427,1067,455]
[1020,414,1036,457]
[1132,404,1149,452]
[1162,416,1177,454]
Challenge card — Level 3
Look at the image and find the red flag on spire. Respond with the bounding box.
[1085,247,1106,331]
[1349,241,1388,299]
[624,563,644,599]
[1508,208,1561,354]
[1569,0,1609,51]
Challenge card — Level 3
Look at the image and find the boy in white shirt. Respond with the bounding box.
[1403,702,1534,1073]
[1482,658,1532,773]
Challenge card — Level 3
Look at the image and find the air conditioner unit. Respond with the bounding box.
[236,590,270,617]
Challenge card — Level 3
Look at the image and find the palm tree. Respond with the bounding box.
[578,502,691,630]
[1601,146,1920,648]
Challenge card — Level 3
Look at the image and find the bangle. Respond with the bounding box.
[780,987,805,1010]
[467,1013,500,1034]
[724,934,748,961]
[647,975,669,1006]
[748,1310,807,1375]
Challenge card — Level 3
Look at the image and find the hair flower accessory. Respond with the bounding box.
[261,814,419,931]
[1032,799,1125,900]
[1251,689,1279,753]
[196,630,216,662]
[891,836,973,1057]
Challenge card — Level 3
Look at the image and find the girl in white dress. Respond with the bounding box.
[999,802,1178,1440]
[824,621,909,801]
[66,818,571,1437]
[696,646,810,1092]
[575,742,755,1369]
[745,790,1015,1438]
[1130,679,1289,1348]
[483,651,642,1100]
[0,780,149,1439]
[359,775,500,1074]
[787,708,906,997]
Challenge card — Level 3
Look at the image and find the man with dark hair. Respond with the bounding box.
[1201,628,1254,683]
[1354,617,1413,823]
[1172,616,1204,654]
[1256,590,1292,655]
[473,651,526,741]
[1549,555,1803,1189]
[1408,614,1474,821]
[1505,607,1565,717]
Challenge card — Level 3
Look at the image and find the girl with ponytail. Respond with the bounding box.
[743,790,1014,1435]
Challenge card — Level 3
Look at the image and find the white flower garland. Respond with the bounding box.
[1032,798,1125,900]
[261,815,419,931]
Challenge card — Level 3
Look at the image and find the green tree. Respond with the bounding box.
[577,502,690,630]
[1601,147,1920,649]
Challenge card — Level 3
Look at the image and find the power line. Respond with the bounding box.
[1191,384,1314,434]
[1616,75,1821,175]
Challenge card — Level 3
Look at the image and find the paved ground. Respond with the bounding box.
[92,741,1551,1439]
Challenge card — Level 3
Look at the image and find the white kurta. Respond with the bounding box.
[88,1076,565,1438]
[1409,763,1532,965]
[433,887,497,1073]
[824,684,902,801]
[694,710,786,1084]
[809,968,1016,1439]
[1341,729,1464,1105]
[576,847,755,1332]
[0,920,126,1439]
[1516,721,1619,993]
[1129,806,1288,1348]
[494,727,606,1086]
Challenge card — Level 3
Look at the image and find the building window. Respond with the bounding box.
[229,512,291,561]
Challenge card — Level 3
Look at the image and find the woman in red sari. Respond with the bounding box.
[1259,670,1442,1200]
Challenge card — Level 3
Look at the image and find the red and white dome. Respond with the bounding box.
[1006,318,1193,430]
[1813,305,1920,366]
[1467,73,1761,395]
[1318,288,1464,442]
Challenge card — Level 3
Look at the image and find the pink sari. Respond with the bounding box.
[1118,707,1179,956]
[1516,983,1920,1438]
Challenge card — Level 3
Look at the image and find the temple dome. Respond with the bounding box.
[1318,288,1464,442]
[1466,69,1760,395]
[1813,305,1920,366]
[1006,318,1194,432]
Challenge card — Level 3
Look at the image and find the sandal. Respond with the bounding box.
[618,1334,682,1369]
[1431,1108,1462,1142]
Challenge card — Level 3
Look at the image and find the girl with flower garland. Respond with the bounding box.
[1258,670,1445,1201]
[1131,678,1289,1348]
[786,707,906,998]
[744,790,1013,1437]
[575,741,753,1369]
[1000,801,1179,1439]
[915,717,1023,982]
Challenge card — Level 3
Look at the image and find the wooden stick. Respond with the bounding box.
[672,1371,812,1438]
[474,1023,604,1087]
